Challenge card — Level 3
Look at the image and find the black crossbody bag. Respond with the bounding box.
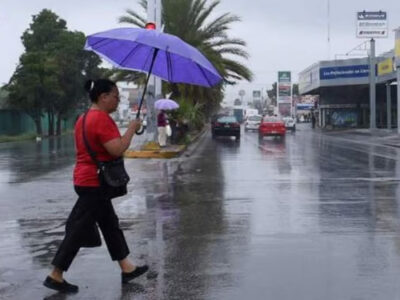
[82,112,130,199]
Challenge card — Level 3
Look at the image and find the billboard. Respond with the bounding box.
[278,103,291,117]
[278,71,291,83]
[377,57,395,76]
[357,11,388,38]
[278,85,291,97]
[277,71,292,117]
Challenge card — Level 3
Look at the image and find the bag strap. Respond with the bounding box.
[82,111,100,167]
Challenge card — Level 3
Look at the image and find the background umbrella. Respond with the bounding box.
[84,26,222,133]
[154,99,179,110]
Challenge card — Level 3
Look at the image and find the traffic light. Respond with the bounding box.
[145,22,156,30]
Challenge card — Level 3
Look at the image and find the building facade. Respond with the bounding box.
[299,51,397,129]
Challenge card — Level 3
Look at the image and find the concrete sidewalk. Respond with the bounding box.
[123,127,207,159]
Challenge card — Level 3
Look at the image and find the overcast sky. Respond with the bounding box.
[1,0,399,102]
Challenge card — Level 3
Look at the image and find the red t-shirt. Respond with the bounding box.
[73,110,121,187]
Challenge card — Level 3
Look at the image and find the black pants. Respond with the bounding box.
[52,186,130,271]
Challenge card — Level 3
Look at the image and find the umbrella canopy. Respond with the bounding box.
[154,99,179,110]
[84,27,222,87]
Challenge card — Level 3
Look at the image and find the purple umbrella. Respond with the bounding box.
[85,27,222,87]
[154,99,179,110]
[85,26,222,134]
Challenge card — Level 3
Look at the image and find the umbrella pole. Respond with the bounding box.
[136,48,159,120]
[135,48,159,135]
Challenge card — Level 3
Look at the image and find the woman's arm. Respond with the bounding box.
[103,119,141,157]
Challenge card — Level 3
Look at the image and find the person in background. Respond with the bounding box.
[157,109,168,147]
[43,79,148,294]
[311,111,316,128]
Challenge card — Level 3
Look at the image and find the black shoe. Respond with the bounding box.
[43,276,79,294]
[121,265,149,283]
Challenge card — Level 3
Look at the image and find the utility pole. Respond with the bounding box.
[155,0,162,100]
[386,83,391,130]
[356,11,387,131]
[327,0,331,60]
[147,0,163,140]
[147,0,162,98]
[369,38,376,130]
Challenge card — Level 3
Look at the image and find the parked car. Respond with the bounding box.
[282,116,296,131]
[258,116,286,140]
[245,115,262,131]
[211,113,227,123]
[211,115,241,140]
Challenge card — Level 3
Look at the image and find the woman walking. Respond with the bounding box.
[43,79,148,294]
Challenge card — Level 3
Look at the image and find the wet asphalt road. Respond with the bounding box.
[1,124,400,299]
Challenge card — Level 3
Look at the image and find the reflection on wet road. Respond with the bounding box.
[1,124,400,299]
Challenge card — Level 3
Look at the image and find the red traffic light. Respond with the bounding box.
[145,22,156,30]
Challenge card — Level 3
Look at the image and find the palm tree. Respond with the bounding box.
[118,0,252,113]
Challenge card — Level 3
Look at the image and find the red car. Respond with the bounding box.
[258,116,286,139]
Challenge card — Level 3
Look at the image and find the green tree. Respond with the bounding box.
[118,0,252,119]
[267,82,277,106]
[292,83,299,96]
[7,10,67,136]
[7,9,104,136]
[0,86,9,109]
[7,51,60,136]
[52,30,104,135]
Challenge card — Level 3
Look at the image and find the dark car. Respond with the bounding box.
[211,115,241,140]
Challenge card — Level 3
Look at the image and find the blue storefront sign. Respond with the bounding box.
[297,103,314,110]
[320,65,369,80]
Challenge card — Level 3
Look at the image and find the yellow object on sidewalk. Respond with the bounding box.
[124,144,186,159]
[140,141,160,151]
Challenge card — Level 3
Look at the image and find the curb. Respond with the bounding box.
[189,126,208,144]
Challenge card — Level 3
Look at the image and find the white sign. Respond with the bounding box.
[278,97,291,103]
[357,11,388,38]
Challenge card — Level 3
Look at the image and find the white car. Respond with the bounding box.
[283,117,296,131]
[244,115,263,131]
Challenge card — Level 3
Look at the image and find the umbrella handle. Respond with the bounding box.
[136,125,145,135]
[135,116,145,135]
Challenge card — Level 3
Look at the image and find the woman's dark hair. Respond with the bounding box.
[84,79,116,103]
